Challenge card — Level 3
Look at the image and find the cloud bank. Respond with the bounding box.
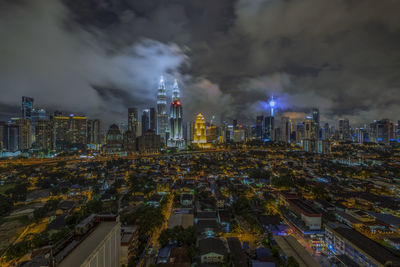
[1,0,399,127]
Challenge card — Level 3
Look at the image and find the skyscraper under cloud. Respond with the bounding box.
[168,79,184,147]
[21,96,34,119]
[157,76,168,142]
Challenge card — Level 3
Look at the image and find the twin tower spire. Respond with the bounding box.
[156,76,184,147]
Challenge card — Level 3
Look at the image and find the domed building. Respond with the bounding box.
[104,124,123,154]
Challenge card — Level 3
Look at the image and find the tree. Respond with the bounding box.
[286,256,300,267]
[222,253,233,267]
[271,174,293,189]
[32,231,50,248]
[5,241,30,260]
[6,183,27,202]
[0,194,13,216]
[84,199,104,214]
[231,196,251,215]
[271,245,280,258]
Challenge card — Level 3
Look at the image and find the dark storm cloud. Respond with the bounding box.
[1,0,400,126]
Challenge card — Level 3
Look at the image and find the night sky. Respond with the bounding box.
[1,0,400,126]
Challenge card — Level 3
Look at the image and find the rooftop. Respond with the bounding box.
[58,221,119,267]
[327,224,400,266]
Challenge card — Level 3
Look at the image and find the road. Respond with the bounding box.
[139,196,174,267]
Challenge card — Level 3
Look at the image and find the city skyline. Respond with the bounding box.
[1,1,400,266]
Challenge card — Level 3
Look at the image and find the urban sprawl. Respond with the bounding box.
[0,77,399,267]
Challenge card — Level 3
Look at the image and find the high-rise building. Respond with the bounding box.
[87,119,101,145]
[53,115,70,150]
[396,120,400,141]
[21,96,34,119]
[104,124,123,154]
[206,125,218,143]
[168,79,184,147]
[321,123,330,140]
[150,107,156,132]
[317,140,331,154]
[123,130,136,154]
[263,96,276,141]
[312,108,320,139]
[280,117,290,143]
[193,113,210,148]
[137,130,162,154]
[256,115,264,140]
[295,123,305,144]
[128,108,138,136]
[233,128,246,143]
[188,121,195,143]
[16,118,32,150]
[9,125,19,152]
[70,116,87,146]
[304,116,314,140]
[141,109,150,134]
[156,76,169,141]
[217,125,226,143]
[232,119,238,129]
[32,108,46,122]
[34,119,52,151]
[264,116,274,141]
[269,96,276,117]
[338,119,350,140]
[57,215,121,267]
[355,128,366,144]
[369,119,393,144]
[0,121,6,151]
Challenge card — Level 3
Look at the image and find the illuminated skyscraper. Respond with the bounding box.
[16,118,32,150]
[87,119,101,145]
[157,76,169,142]
[141,109,150,134]
[295,123,305,144]
[304,116,314,140]
[312,108,320,139]
[34,119,52,151]
[192,113,210,148]
[168,79,184,147]
[269,96,276,117]
[53,115,70,150]
[21,96,34,119]
[70,115,87,146]
[338,118,350,140]
[256,115,264,140]
[128,108,138,137]
[369,119,393,144]
[280,117,291,143]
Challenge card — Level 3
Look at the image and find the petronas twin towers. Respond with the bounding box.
[156,76,185,147]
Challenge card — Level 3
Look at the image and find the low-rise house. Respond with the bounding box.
[120,225,139,265]
[199,238,227,264]
[227,237,248,267]
[217,210,231,233]
[181,194,193,206]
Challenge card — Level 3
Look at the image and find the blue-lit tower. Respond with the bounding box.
[269,96,276,117]
[264,95,275,141]
[168,79,184,147]
[157,76,169,142]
